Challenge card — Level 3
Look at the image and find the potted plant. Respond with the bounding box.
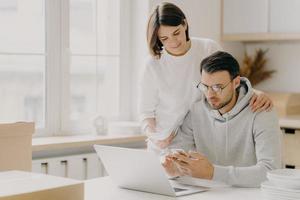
[240,49,276,86]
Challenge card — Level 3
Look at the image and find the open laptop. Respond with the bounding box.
[94,145,208,197]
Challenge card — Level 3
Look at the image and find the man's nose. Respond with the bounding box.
[206,88,216,97]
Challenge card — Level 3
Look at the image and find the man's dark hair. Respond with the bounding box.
[200,51,240,79]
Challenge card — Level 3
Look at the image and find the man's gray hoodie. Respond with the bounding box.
[171,77,281,187]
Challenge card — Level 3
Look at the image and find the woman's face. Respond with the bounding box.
[157,24,188,56]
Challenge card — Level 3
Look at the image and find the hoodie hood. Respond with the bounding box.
[203,77,254,122]
[201,77,254,163]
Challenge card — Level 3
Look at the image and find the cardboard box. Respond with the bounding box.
[267,92,300,117]
[0,171,83,200]
[0,122,34,172]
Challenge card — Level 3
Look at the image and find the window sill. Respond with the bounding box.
[32,134,146,152]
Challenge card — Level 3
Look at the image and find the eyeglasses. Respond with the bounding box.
[196,80,232,94]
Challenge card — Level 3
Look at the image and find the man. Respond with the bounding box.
[164,51,281,187]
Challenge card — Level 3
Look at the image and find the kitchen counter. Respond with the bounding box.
[32,134,146,152]
[279,115,300,129]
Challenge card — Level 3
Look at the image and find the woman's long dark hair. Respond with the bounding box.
[147,2,190,58]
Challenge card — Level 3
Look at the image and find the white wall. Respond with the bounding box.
[246,42,300,93]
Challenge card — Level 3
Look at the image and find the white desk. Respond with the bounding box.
[84,176,263,200]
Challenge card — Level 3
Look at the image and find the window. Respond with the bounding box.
[0,0,46,129]
[0,0,130,136]
[69,0,120,134]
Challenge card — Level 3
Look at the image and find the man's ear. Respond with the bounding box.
[234,76,241,89]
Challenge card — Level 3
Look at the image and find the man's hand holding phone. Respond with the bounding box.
[167,150,214,180]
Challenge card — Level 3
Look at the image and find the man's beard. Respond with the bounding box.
[208,91,234,110]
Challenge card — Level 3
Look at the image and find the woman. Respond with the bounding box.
[138,2,272,152]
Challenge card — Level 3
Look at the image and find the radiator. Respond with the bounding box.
[32,153,107,180]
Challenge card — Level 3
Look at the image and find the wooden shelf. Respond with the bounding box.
[221,33,300,42]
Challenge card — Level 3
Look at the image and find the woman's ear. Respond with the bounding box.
[183,19,188,30]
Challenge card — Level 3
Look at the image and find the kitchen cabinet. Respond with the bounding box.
[221,0,300,41]
[269,0,300,33]
[280,115,300,169]
[222,0,268,34]
[282,128,300,169]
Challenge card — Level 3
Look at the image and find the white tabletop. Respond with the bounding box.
[84,176,263,200]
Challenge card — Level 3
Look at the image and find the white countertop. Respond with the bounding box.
[32,134,146,152]
[84,176,262,200]
[279,115,300,129]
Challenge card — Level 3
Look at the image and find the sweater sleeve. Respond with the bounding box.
[212,110,282,187]
[169,111,196,152]
[138,60,159,122]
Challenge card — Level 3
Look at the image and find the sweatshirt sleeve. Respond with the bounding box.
[138,60,159,122]
[212,110,282,187]
[169,111,196,152]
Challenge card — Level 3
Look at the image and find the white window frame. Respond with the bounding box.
[35,0,131,137]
